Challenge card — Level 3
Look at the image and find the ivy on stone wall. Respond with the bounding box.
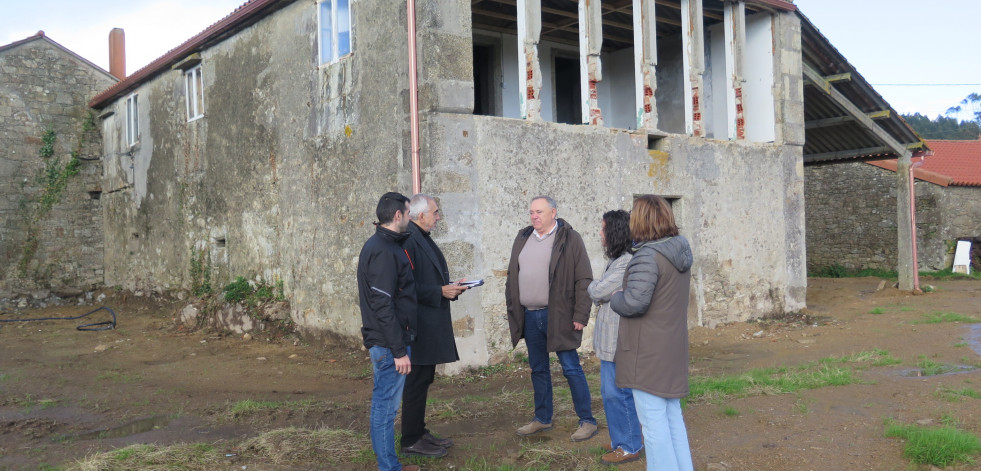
[17,113,96,277]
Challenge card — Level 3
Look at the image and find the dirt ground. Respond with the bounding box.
[1,277,980,471]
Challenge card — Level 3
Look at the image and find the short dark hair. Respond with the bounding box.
[629,194,679,242]
[376,192,410,225]
[602,209,632,259]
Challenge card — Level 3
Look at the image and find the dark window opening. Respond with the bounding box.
[553,55,581,124]
[473,44,498,116]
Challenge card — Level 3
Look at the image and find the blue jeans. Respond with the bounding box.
[369,345,408,471]
[523,308,595,425]
[632,389,693,471]
[600,360,643,454]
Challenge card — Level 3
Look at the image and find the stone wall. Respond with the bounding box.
[95,1,806,371]
[804,162,980,272]
[0,37,115,298]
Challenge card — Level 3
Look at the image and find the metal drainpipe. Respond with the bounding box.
[909,158,922,291]
[407,0,421,194]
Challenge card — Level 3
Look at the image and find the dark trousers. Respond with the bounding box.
[400,363,436,448]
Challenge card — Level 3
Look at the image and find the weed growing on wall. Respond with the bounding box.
[223,276,279,306]
[189,248,213,296]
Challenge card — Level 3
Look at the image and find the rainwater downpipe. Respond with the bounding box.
[407,0,421,194]
[909,158,924,291]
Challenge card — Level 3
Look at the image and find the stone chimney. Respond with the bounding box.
[109,28,125,80]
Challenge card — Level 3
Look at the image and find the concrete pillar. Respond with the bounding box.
[896,152,915,290]
[633,0,658,130]
[579,0,603,125]
[517,0,542,120]
[682,0,705,136]
[723,1,746,140]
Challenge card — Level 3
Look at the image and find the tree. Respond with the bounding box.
[945,92,981,125]
[902,112,980,140]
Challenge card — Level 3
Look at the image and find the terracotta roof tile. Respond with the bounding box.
[866,139,981,187]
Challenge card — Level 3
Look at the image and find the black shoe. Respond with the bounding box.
[401,439,447,458]
[422,431,453,448]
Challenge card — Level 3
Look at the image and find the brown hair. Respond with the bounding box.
[629,195,679,242]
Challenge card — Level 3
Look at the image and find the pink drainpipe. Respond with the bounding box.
[407,0,421,194]
[909,157,924,291]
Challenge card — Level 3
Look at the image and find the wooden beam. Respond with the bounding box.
[805,116,853,129]
[803,63,909,157]
[825,72,851,83]
[804,146,894,163]
[805,111,890,129]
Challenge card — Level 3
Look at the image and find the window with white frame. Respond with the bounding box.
[126,94,139,146]
[185,65,204,121]
[318,0,351,64]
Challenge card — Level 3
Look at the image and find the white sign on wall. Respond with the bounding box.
[953,240,972,275]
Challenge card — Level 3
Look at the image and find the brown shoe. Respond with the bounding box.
[516,420,553,436]
[570,422,598,442]
[601,448,642,464]
[401,465,421,471]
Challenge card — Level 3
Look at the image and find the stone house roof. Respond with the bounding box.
[0,31,115,81]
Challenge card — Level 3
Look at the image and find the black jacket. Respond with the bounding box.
[403,221,460,366]
[358,225,417,358]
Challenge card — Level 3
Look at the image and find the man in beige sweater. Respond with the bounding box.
[504,196,596,442]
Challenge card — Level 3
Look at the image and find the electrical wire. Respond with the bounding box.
[0,306,116,331]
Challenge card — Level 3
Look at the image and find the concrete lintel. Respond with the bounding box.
[634,0,659,130]
[517,0,542,120]
[682,0,705,136]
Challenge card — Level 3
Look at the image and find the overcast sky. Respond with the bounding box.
[3,0,978,121]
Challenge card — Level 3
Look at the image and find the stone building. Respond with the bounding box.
[806,139,981,273]
[0,32,116,298]
[83,0,921,370]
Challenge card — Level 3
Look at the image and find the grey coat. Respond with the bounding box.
[610,236,693,398]
[588,252,632,362]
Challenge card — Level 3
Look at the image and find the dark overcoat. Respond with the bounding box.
[505,219,593,352]
[403,221,460,366]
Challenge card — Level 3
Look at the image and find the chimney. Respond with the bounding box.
[109,28,125,80]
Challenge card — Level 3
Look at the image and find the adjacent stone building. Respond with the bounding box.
[806,139,981,272]
[81,0,920,370]
[0,32,116,298]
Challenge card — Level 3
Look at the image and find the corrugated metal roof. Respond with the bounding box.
[799,12,926,164]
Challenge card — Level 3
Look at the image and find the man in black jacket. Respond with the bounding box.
[357,191,419,471]
[399,194,468,458]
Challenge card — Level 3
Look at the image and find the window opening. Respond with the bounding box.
[319,0,352,65]
[125,94,139,146]
[185,65,204,121]
[553,55,581,124]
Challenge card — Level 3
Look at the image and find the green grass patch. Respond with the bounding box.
[884,420,981,467]
[721,406,740,417]
[97,371,143,383]
[935,386,981,402]
[690,350,898,403]
[913,311,981,324]
[954,342,968,348]
[226,399,316,418]
[916,356,962,376]
[919,267,981,280]
[869,307,885,315]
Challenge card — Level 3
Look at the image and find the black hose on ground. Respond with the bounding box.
[0,306,116,331]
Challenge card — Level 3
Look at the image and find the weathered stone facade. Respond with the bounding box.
[805,162,981,272]
[93,0,806,370]
[0,35,115,298]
